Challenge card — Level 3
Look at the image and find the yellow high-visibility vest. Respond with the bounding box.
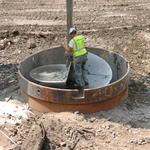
[71,35,87,57]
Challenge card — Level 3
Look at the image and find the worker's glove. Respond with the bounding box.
[64,51,70,56]
[64,51,72,60]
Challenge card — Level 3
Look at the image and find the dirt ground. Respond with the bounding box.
[0,0,150,149]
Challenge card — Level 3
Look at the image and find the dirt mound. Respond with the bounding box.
[8,112,147,150]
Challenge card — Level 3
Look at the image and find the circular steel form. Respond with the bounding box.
[19,47,129,113]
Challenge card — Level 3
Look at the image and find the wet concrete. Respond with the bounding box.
[30,64,68,82]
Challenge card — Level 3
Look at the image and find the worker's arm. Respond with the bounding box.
[61,43,73,52]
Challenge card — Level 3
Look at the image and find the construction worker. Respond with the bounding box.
[61,27,88,89]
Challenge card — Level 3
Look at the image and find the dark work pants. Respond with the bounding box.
[73,54,88,88]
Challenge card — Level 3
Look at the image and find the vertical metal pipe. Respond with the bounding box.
[66,0,73,43]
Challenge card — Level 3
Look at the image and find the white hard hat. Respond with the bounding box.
[69,27,76,34]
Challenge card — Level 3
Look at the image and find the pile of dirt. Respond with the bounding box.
[6,112,149,150]
[0,101,34,150]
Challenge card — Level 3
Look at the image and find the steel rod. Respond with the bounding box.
[66,0,73,43]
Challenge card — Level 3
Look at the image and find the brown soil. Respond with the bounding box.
[0,0,150,149]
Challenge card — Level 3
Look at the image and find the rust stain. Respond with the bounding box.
[25,87,128,114]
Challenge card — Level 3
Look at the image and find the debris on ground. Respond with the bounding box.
[0,0,150,149]
[0,101,33,125]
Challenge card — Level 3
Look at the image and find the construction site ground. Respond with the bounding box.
[0,0,150,149]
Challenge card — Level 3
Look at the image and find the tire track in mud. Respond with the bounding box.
[0,0,149,31]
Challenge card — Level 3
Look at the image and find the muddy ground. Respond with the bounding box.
[0,0,150,149]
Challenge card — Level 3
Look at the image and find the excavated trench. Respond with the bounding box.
[19,47,129,113]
